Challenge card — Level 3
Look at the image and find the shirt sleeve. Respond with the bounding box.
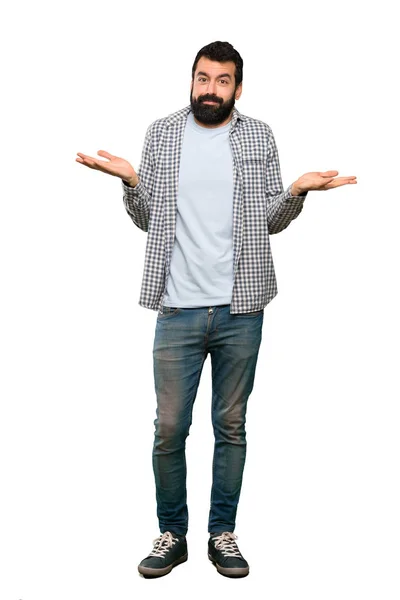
[121,123,154,232]
[265,128,308,234]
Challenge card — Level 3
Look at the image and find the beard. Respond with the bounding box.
[190,88,236,125]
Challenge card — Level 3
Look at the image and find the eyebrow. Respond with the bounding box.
[196,71,232,80]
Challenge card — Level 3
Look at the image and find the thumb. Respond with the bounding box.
[321,170,338,177]
[97,150,115,160]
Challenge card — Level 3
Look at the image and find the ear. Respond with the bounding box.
[235,82,243,100]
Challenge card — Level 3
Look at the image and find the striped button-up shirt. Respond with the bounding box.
[122,104,308,314]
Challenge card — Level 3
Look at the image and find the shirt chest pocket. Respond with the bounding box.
[243,147,267,162]
[242,152,267,196]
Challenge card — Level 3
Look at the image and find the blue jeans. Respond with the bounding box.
[152,304,264,536]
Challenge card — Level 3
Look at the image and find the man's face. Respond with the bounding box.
[190,57,242,126]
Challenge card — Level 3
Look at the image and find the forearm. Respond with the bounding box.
[122,178,150,232]
[121,123,155,232]
[267,185,307,234]
[265,130,308,233]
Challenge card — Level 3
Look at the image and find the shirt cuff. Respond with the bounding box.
[121,177,145,197]
[284,184,308,201]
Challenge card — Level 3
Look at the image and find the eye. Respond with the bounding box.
[220,80,228,84]
[198,77,206,82]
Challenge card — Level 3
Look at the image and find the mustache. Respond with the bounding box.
[199,96,222,104]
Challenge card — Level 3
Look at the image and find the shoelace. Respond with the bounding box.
[211,532,242,557]
[149,531,179,557]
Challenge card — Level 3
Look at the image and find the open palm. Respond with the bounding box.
[297,170,357,192]
[76,150,136,182]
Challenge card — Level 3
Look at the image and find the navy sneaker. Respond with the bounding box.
[138,531,188,578]
[208,531,249,577]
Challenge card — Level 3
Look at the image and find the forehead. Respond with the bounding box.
[194,56,236,77]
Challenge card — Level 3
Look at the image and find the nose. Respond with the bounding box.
[206,81,217,95]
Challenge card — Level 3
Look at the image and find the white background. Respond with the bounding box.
[1,0,399,598]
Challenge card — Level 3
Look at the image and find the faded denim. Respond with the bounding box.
[152,304,264,536]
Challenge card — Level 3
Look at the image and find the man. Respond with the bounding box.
[76,41,357,579]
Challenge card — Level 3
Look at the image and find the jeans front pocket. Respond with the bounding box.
[157,305,181,319]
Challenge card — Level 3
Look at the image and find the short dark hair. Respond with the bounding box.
[191,41,243,89]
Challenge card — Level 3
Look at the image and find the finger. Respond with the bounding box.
[97,150,115,160]
[76,154,98,169]
[319,170,339,177]
[325,178,357,188]
[335,177,357,183]
[77,152,94,160]
[76,153,104,169]
[77,152,106,163]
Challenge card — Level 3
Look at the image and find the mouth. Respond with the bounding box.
[202,100,219,105]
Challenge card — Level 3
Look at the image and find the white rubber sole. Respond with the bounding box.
[208,552,249,577]
[138,552,188,578]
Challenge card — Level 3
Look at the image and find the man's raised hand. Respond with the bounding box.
[76,150,138,186]
[292,170,357,195]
